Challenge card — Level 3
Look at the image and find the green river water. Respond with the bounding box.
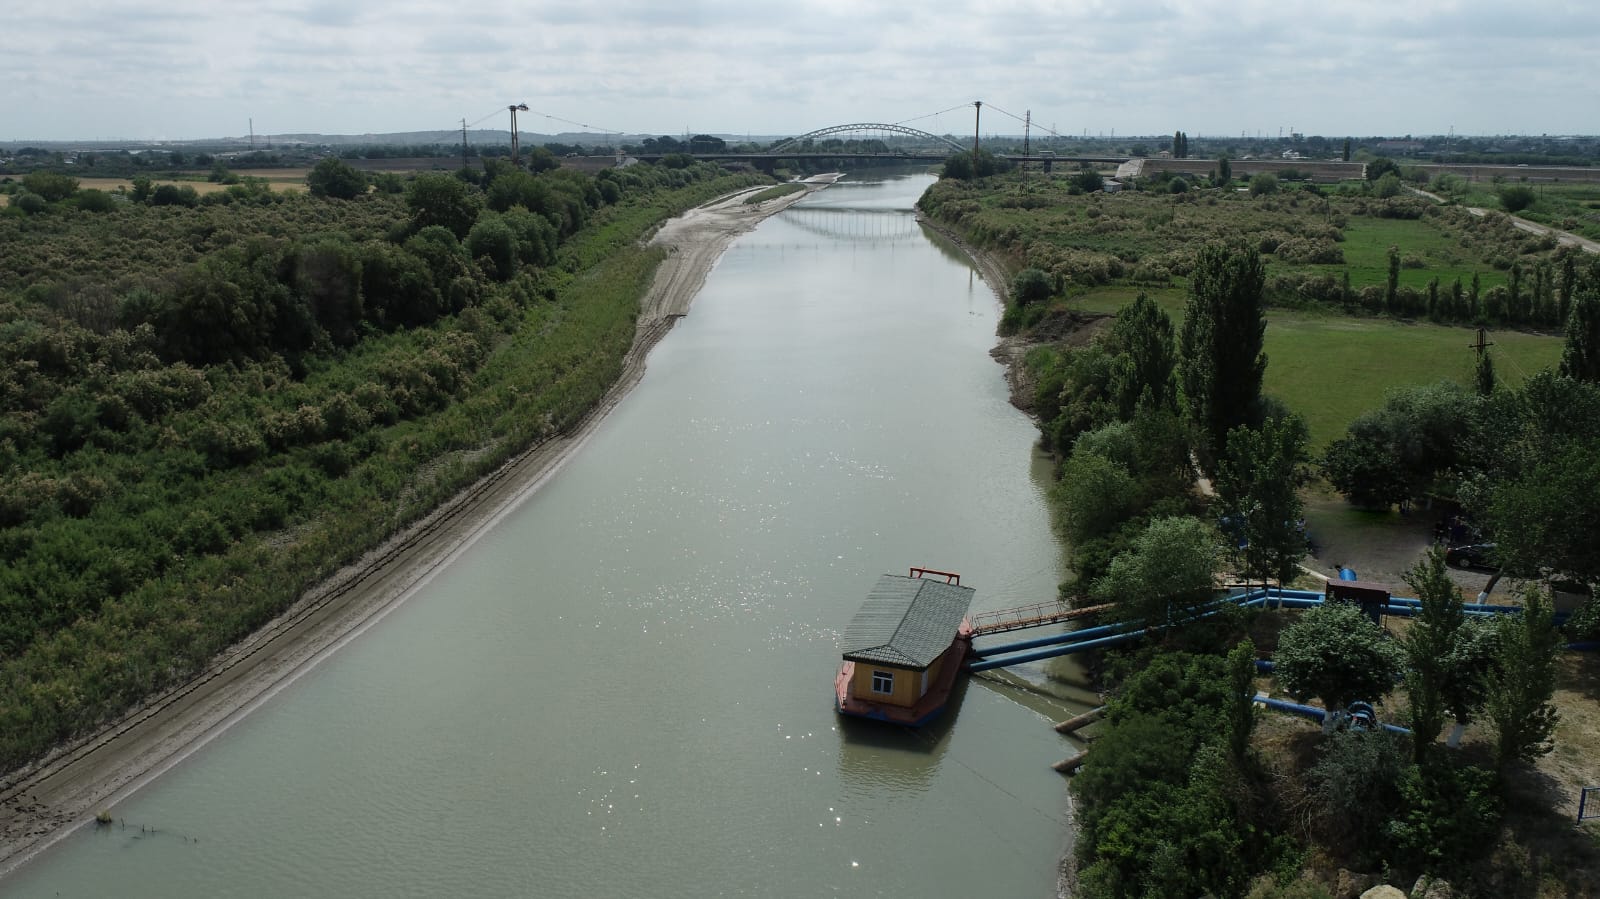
[3,171,1092,898]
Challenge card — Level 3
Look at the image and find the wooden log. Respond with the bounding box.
[1051,751,1088,774]
[1053,706,1107,734]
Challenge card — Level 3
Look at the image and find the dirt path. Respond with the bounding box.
[1405,186,1599,254]
[0,177,832,878]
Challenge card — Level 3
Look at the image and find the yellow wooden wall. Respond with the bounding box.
[850,662,925,708]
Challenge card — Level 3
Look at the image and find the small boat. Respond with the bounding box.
[834,568,975,727]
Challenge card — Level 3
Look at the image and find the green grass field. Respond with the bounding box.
[1334,216,1508,291]
[1071,288,1564,449]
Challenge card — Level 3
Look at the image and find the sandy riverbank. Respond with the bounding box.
[0,178,832,878]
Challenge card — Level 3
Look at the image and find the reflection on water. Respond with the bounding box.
[835,677,968,795]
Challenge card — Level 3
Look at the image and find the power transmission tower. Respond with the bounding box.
[508,103,528,164]
[1023,109,1031,157]
[461,118,469,169]
[972,100,982,156]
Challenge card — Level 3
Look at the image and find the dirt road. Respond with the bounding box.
[0,178,830,878]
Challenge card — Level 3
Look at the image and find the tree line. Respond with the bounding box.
[0,155,770,770]
[993,235,1592,895]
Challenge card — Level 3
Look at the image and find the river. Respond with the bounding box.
[3,171,1089,898]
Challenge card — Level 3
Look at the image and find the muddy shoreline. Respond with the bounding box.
[0,178,832,878]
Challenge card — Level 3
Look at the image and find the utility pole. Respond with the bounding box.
[508,103,529,164]
[972,100,982,156]
[1469,327,1494,357]
[461,118,469,169]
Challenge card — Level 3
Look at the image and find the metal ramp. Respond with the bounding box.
[968,600,1110,637]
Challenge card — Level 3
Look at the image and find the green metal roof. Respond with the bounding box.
[840,575,975,670]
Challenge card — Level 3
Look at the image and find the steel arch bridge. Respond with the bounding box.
[769,123,967,154]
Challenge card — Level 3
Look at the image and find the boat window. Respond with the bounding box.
[871,670,894,694]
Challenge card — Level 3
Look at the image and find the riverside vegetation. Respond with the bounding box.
[0,154,769,771]
[923,155,1600,897]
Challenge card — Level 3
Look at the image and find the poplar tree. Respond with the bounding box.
[1179,243,1267,468]
[1107,292,1178,417]
[1474,349,1497,396]
[1560,285,1600,382]
[1216,413,1309,587]
[1486,588,1561,772]
[1402,546,1465,761]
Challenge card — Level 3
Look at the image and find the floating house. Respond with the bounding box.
[834,568,975,727]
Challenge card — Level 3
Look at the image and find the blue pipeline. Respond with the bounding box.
[972,621,1132,657]
[967,628,1149,672]
[1253,693,1412,736]
[967,589,1587,674]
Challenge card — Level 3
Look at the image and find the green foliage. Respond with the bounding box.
[1250,173,1279,196]
[1498,184,1536,213]
[1071,166,1105,193]
[1009,266,1053,306]
[1075,652,1269,898]
[1216,156,1232,184]
[466,213,520,281]
[1056,449,1140,545]
[307,157,368,200]
[1180,243,1268,467]
[1304,729,1409,856]
[1465,374,1600,583]
[1366,157,1400,182]
[1561,283,1600,382]
[405,172,482,238]
[1090,515,1221,631]
[13,192,47,215]
[1106,293,1178,418]
[1227,637,1258,765]
[73,189,117,213]
[1319,380,1473,510]
[1384,759,1501,869]
[1401,546,1465,759]
[1216,413,1310,585]
[21,171,78,202]
[1274,601,1402,712]
[0,164,767,771]
[1486,588,1561,770]
[1372,172,1403,199]
[938,149,1010,181]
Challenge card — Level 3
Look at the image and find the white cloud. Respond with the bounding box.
[1,0,1595,140]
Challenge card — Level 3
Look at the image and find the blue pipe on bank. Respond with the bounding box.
[971,620,1132,657]
[968,589,1588,674]
[967,627,1149,672]
[1252,693,1412,736]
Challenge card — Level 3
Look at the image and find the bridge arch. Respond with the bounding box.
[769,124,966,154]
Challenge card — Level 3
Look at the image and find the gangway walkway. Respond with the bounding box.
[967,600,1111,637]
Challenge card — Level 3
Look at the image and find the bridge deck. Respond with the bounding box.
[968,601,1110,637]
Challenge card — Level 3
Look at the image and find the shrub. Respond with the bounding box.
[1498,185,1535,213]
[1009,267,1053,306]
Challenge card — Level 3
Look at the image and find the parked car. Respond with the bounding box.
[1445,543,1497,570]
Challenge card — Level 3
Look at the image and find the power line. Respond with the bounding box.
[892,103,974,128]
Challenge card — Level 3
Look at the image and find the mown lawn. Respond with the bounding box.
[1069,289,1564,449]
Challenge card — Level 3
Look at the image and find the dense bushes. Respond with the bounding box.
[0,159,769,770]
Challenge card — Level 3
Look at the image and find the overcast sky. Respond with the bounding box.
[4,0,1597,142]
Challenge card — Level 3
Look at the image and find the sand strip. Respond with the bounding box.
[0,178,831,877]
